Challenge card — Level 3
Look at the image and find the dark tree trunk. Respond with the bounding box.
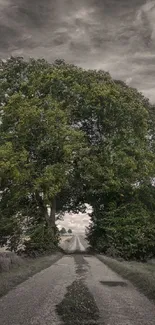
[50,197,56,232]
[44,207,50,226]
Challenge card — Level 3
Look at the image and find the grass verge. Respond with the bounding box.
[0,252,63,298]
[97,254,155,303]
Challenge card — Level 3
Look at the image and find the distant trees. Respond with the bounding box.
[60,228,67,235]
[59,228,72,235]
[0,56,155,259]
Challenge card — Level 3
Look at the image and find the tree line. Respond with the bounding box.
[0,57,155,260]
[60,228,72,235]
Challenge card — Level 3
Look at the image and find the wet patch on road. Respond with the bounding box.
[56,280,100,325]
[56,254,101,325]
[100,280,128,287]
[74,254,89,279]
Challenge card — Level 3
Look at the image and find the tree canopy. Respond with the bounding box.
[0,57,155,259]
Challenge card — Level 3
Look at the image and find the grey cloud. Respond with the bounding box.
[0,0,155,102]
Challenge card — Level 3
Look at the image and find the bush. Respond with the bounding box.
[88,203,155,261]
[24,224,60,257]
[0,216,23,252]
[0,252,24,272]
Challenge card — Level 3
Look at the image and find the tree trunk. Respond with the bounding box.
[44,207,50,226]
[35,191,56,232]
[50,197,56,232]
[35,191,51,227]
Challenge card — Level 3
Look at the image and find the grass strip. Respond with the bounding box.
[0,252,62,298]
[97,254,155,303]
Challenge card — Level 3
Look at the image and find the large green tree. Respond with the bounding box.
[0,57,155,259]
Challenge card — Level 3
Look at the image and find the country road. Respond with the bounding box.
[0,236,155,325]
[60,234,89,253]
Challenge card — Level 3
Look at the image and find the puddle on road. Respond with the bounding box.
[100,280,128,287]
[56,254,101,325]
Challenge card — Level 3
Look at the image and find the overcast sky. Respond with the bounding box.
[0,0,155,102]
[56,211,91,234]
[55,205,92,234]
[1,0,155,231]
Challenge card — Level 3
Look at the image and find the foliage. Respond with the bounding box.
[87,194,155,260]
[60,227,67,235]
[24,224,59,257]
[0,57,88,253]
[0,213,23,251]
[68,229,72,234]
[0,56,155,259]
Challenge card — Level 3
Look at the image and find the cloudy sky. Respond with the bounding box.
[56,205,92,233]
[1,0,155,231]
[0,0,155,102]
[56,211,91,234]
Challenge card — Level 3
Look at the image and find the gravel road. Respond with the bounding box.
[0,235,155,325]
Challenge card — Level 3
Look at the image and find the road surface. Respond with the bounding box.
[0,235,155,325]
[60,234,89,253]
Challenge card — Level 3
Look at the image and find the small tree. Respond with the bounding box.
[68,229,72,234]
[60,227,67,235]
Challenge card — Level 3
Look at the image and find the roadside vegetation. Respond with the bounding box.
[0,57,155,261]
[98,255,155,303]
[0,251,62,297]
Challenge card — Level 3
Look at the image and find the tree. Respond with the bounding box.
[0,57,87,252]
[60,228,67,235]
[57,64,154,260]
[68,229,72,234]
[0,57,155,259]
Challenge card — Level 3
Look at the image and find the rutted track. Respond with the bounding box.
[62,235,89,254]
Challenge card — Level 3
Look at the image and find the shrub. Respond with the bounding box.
[88,203,155,261]
[24,224,60,257]
[0,252,23,272]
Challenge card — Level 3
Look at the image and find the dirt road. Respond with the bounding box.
[0,236,155,325]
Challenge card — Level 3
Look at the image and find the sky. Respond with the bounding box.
[56,210,91,234]
[0,0,155,231]
[0,0,155,102]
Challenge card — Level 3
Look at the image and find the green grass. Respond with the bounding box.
[0,252,62,298]
[97,255,155,303]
